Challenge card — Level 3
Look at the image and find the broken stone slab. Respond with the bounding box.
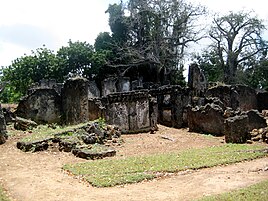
[17,139,51,152]
[250,127,268,143]
[72,145,116,160]
[58,140,77,152]
[14,117,38,131]
[187,103,224,136]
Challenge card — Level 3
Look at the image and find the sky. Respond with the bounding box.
[0,0,268,67]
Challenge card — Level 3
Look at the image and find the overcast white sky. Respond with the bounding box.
[0,0,268,67]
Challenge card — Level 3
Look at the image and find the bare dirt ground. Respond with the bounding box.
[0,125,267,201]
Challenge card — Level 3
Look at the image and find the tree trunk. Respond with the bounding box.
[224,53,238,84]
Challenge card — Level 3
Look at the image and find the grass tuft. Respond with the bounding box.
[0,186,11,201]
[197,179,268,201]
[63,144,267,187]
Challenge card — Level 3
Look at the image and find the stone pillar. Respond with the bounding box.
[62,77,89,125]
[188,63,207,97]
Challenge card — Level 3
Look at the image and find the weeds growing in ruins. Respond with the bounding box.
[197,179,268,201]
[63,144,267,187]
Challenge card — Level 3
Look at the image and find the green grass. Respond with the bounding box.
[20,123,88,143]
[0,186,10,201]
[63,144,268,187]
[197,179,268,201]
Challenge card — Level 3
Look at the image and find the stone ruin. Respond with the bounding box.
[2,63,268,145]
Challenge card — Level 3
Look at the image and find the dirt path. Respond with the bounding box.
[0,125,267,201]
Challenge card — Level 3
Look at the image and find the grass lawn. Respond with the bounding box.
[63,144,268,187]
[197,179,268,201]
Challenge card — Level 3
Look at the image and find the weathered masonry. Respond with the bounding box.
[14,64,268,142]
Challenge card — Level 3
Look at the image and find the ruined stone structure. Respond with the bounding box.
[88,80,100,98]
[103,90,154,133]
[188,63,207,97]
[188,103,225,136]
[0,104,7,144]
[16,89,61,124]
[151,86,190,128]
[206,85,258,111]
[62,77,89,125]
[224,110,267,143]
[13,64,268,143]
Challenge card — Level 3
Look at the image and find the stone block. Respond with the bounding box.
[188,103,224,136]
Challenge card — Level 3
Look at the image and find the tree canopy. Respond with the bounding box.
[205,11,267,85]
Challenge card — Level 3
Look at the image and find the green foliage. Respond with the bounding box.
[198,179,268,201]
[193,49,224,83]
[63,144,267,187]
[0,46,59,102]
[57,40,94,78]
[0,40,105,102]
[94,32,113,51]
[101,0,206,85]
[95,117,106,129]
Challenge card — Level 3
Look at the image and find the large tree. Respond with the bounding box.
[103,0,206,85]
[209,11,267,84]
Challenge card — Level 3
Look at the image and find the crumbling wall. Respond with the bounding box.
[104,90,153,133]
[102,77,117,97]
[62,77,89,125]
[151,86,190,128]
[206,85,258,111]
[188,103,225,136]
[16,89,61,124]
[117,77,130,92]
[28,79,63,95]
[224,110,267,143]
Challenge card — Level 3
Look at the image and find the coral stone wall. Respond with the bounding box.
[16,89,61,124]
[62,77,89,125]
[104,90,151,133]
